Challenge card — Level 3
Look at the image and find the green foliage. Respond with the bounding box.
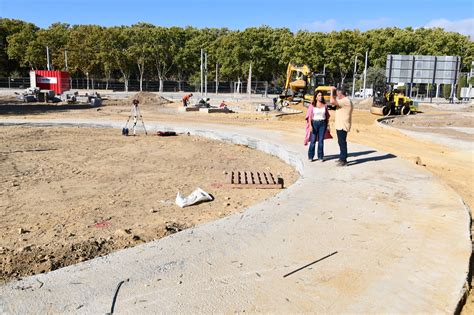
[469,76,474,86]
[0,18,33,75]
[3,20,473,87]
[456,75,467,98]
[443,84,452,99]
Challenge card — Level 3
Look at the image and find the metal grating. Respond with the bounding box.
[228,171,283,189]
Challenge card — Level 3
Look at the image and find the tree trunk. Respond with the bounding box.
[155,63,163,93]
[137,62,144,92]
[86,72,90,90]
[177,71,183,91]
[105,70,111,90]
[120,69,130,92]
[158,78,163,93]
[340,72,346,88]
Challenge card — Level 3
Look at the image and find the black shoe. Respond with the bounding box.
[336,160,348,167]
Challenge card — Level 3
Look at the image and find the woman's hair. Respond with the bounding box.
[313,91,325,105]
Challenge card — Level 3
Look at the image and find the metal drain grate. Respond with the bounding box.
[228,171,283,189]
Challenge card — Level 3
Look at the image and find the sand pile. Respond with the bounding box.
[130,92,171,106]
[354,98,374,109]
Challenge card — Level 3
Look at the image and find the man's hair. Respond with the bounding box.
[337,87,348,96]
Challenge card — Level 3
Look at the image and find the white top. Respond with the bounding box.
[312,106,326,121]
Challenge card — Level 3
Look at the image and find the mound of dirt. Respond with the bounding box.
[130,92,171,106]
[354,97,373,109]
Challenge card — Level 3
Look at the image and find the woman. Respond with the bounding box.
[305,91,330,162]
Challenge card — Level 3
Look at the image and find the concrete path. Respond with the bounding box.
[0,118,471,314]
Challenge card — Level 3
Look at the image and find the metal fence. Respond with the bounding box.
[0,77,274,95]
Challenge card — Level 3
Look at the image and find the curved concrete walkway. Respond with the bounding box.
[0,118,471,314]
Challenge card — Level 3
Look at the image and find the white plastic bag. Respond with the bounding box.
[175,188,213,208]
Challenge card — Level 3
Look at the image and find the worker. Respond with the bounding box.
[219,100,227,108]
[329,86,354,167]
[182,93,193,107]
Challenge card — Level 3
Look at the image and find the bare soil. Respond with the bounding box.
[0,91,473,313]
[0,125,298,283]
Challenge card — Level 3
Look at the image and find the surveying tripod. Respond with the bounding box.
[124,100,147,135]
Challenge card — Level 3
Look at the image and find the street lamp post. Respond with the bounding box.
[362,50,368,98]
[351,55,358,98]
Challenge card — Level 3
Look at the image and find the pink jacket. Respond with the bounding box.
[304,104,331,145]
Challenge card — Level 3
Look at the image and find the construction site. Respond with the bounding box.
[0,10,474,314]
[0,81,472,312]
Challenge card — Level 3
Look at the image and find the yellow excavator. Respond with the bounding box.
[280,63,331,106]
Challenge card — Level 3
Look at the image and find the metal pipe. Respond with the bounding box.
[200,49,203,96]
[46,46,51,70]
[409,56,415,98]
[64,49,68,71]
[430,56,437,103]
[351,55,358,98]
[362,51,368,98]
[204,52,208,96]
[215,62,218,94]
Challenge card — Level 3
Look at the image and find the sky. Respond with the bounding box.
[1,0,473,38]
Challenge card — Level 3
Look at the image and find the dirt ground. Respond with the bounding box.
[0,91,473,312]
[0,124,298,283]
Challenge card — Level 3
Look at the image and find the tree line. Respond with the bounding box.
[1,18,473,91]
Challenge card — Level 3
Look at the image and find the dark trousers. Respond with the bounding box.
[183,99,188,107]
[336,129,348,162]
[308,120,327,160]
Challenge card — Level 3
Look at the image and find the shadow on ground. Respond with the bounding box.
[324,150,377,161]
[0,104,95,116]
[347,153,397,166]
[324,150,397,166]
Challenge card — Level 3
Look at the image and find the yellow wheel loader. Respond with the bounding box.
[370,75,418,116]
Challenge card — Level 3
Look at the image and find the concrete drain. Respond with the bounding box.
[228,171,283,189]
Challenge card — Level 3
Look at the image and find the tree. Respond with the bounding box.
[129,23,154,91]
[36,23,70,70]
[324,30,364,86]
[181,28,222,88]
[172,26,197,91]
[6,22,43,70]
[151,26,176,92]
[442,84,451,99]
[98,27,116,90]
[108,26,134,92]
[456,74,467,99]
[0,18,33,76]
[67,25,103,89]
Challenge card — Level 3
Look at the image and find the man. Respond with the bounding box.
[182,93,193,107]
[329,86,354,166]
